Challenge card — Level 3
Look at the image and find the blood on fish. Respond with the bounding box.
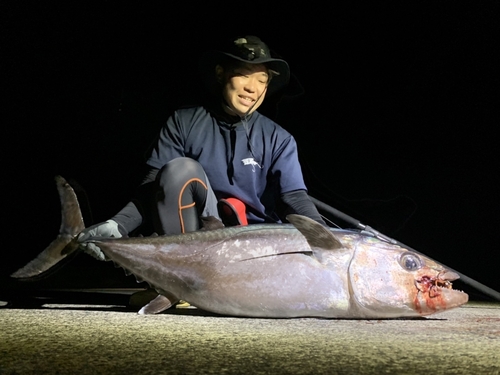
[414,275,449,313]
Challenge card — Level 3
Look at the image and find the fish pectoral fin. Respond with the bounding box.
[240,250,313,262]
[138,294,177,315]
[286,214,344,250]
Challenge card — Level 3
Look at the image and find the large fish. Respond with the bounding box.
[12,176,468,318]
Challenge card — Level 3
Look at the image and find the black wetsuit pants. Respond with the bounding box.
[153,157,220,235]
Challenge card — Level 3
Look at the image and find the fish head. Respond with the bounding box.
[348,237,468,318]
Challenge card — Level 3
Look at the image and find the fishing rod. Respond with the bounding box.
[309,195,500,302]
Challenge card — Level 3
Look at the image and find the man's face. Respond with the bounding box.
[220,63,269,117]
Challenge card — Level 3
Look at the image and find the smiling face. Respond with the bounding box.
[217,62,269,117]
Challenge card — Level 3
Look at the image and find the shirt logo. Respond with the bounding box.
[241,158,262,172]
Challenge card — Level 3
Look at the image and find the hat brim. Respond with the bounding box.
[199,50,290,96]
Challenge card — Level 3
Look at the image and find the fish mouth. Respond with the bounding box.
[415,270,460,298]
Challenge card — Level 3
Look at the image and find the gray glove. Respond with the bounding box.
[77,220,122,261]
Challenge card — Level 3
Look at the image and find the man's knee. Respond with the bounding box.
[158,157,205,184]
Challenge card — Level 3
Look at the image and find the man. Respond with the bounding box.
[79,35,325,259]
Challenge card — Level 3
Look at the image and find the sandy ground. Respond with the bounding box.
[1,301,499,375]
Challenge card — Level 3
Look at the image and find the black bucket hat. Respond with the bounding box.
[199,35,290,96]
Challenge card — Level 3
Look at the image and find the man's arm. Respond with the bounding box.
[281,189,326,225]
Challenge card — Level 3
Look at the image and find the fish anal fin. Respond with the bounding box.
[133,291,178,315]
[286,214,344,250]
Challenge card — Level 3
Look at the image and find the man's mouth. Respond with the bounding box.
[239,95,256,104]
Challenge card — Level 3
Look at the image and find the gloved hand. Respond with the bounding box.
[77,220,122,261]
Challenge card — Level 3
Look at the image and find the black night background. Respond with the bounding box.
[2,2,499,299]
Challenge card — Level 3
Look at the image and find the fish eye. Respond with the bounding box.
[399,252,423,271]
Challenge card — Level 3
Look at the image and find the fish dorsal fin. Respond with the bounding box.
[286,214,344,250]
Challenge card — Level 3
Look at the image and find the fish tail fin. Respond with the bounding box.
[11,176,86,279]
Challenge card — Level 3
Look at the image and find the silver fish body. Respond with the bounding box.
[12,176,468,318]
[94,216,468,318]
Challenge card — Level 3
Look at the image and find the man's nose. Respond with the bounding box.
[244,78,257,92]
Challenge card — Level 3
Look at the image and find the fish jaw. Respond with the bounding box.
[348,238,469,318]
[413,270,469,316]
